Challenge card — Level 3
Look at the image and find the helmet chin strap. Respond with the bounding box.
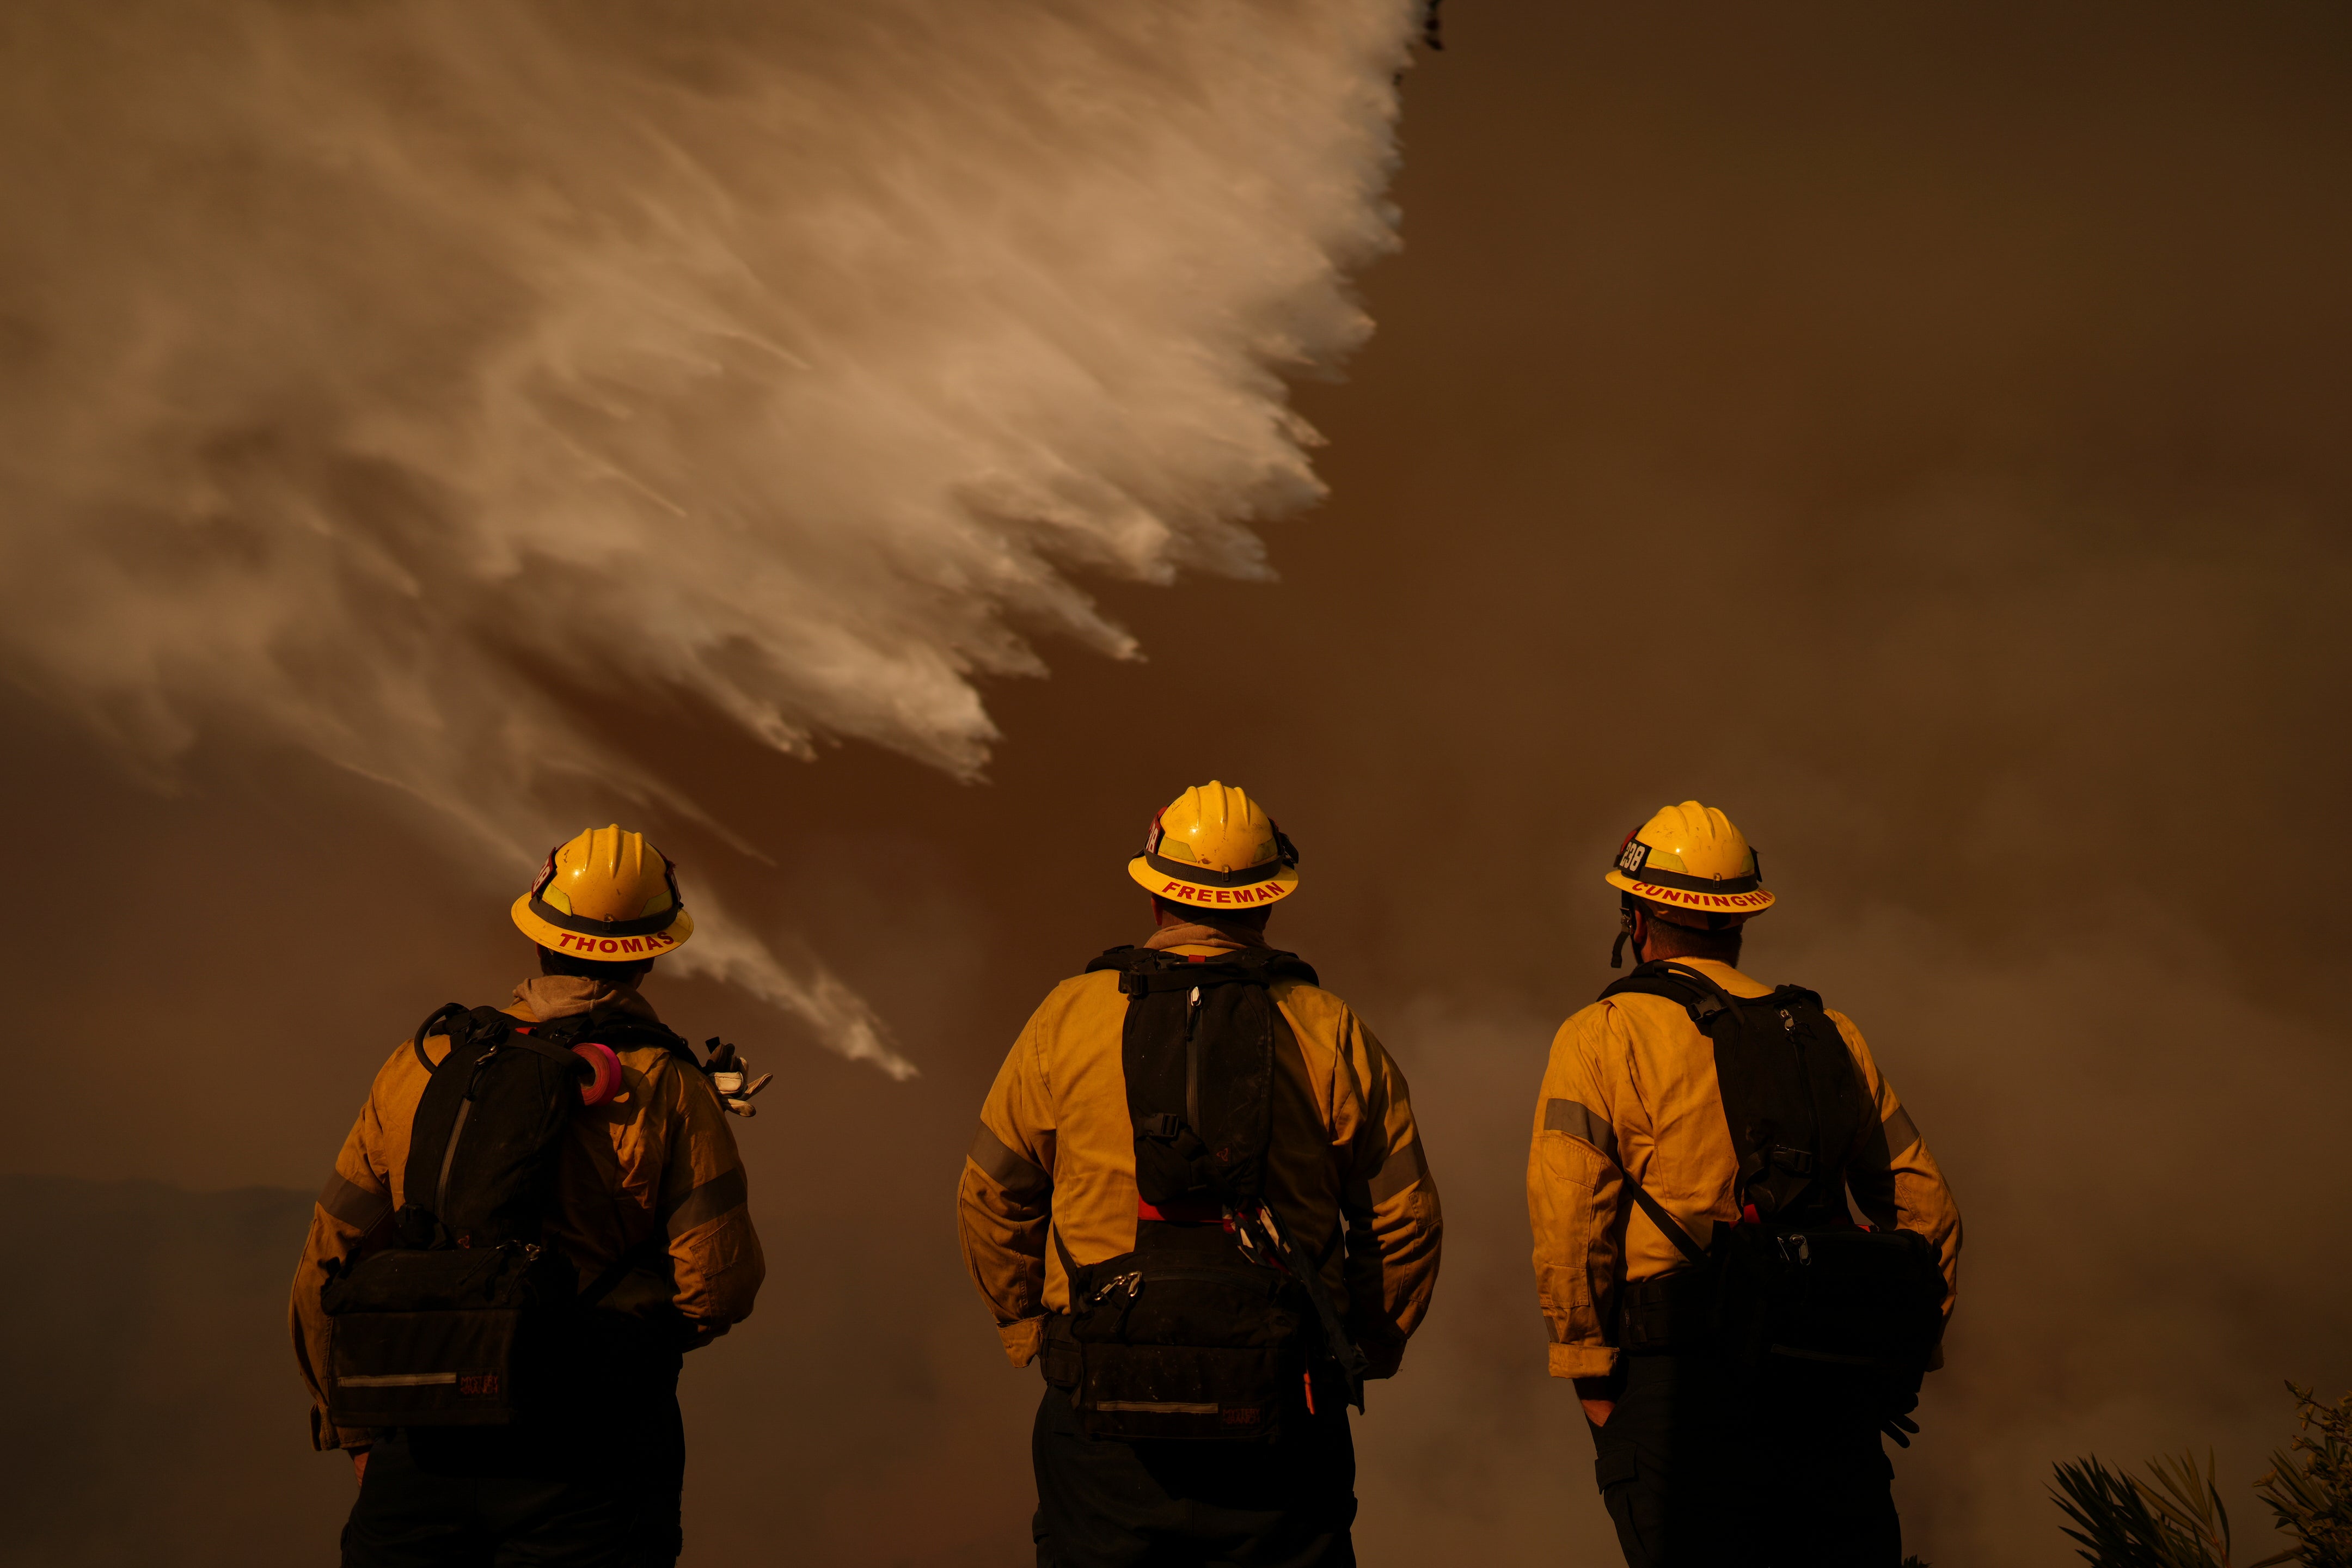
[1610,893,1637,969]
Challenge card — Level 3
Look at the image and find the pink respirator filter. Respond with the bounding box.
[574,1042,624,1106]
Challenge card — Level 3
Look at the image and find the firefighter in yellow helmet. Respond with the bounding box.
[289,825,767,1568]
[1528,802,1961,1568]
[959,782,1442,1567]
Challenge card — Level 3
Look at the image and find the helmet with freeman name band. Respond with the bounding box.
[1126,781,1300,911]
[511,824,695,960]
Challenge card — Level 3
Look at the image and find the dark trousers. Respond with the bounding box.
[1032,1386,1357,1568]
[342,1393,686,1568]
[1592,1352,1901,1568]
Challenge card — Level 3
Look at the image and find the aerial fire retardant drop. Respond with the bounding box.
[0,0,1426,1070]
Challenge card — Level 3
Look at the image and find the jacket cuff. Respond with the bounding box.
[1548,1342,1619,1380]
[999,1316,1045,1368]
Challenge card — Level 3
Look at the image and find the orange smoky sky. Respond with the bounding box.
[4,3,2351,1566]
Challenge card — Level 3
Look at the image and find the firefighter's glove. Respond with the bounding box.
[1350,1316,1407,1380]
[703,1038,773,1118]
[1880,1389,1921,1448]
[1361,1335,1405,1382]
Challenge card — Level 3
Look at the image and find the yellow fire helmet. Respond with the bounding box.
[1605,800,1775,921]
[1126,781,1300,912]
[510,824,695,962]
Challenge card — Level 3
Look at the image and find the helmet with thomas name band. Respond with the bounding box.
[511,824,695,959]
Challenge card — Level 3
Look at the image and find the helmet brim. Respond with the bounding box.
[1605,869,1773,917]
[510,895,694,960]
[1128,855,1298,911]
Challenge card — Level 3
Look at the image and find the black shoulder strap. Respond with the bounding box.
[1604,961,1832,1030]
[1768,982,1827,1013]
[1592,964,1729,1261]
[1599,960,1741,1028]
[1049,1217,1088,1298]
[409,1002,481,1071]
[399,1006,517,1237]
[1620,1170,1711,1268]
[1084,944,1319,992]
[409,1003,595,1077]
[1239,947,1319,988]
[1599,965,1858,1235]
[490,1008,697,1070]
[500,1032,596,1076]
[564,1010,699,1064]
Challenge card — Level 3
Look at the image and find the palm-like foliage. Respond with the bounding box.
[2051,1450,2299,1568]
[2257,1384,2352,1568]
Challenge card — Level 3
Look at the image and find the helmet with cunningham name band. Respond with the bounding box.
[511,824,694,960]
[1606,800,1774,920]
[1126,781,1300,911]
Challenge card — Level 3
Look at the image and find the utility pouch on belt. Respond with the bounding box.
[1598,962,1946,1381]
[321,1240,574,1425]
[1045,945,1361,1442]
[321,1002,693,1429]
[1050,1223,1312,1441]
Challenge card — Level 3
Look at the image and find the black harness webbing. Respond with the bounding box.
[1621,1172,1710,1267]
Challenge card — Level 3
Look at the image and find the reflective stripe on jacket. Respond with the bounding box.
[288,976,764,1450]
[1527,957,1961,1381]
[957,926,1443,1373]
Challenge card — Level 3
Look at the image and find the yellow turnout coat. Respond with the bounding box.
[289,976,764,1449]
[958,925,1443,1375]
[1528,957,1961,1381]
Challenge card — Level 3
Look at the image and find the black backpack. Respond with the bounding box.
[1040,945,1367,1442]
[320,1001,694,1428]
[1600,961,1946,1381]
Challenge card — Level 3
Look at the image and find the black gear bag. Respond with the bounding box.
[1040,945,1367,1442]
[1601,962,1946,1381]
[320,1001,693,1428]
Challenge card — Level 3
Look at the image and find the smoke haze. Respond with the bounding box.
[0,0,1417,1071]
[5,3,2351,1566]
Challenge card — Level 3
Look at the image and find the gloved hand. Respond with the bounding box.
[702,1038,773,1117]
[1350,1319,1407,1381]
[1881,1389,1921,1448]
